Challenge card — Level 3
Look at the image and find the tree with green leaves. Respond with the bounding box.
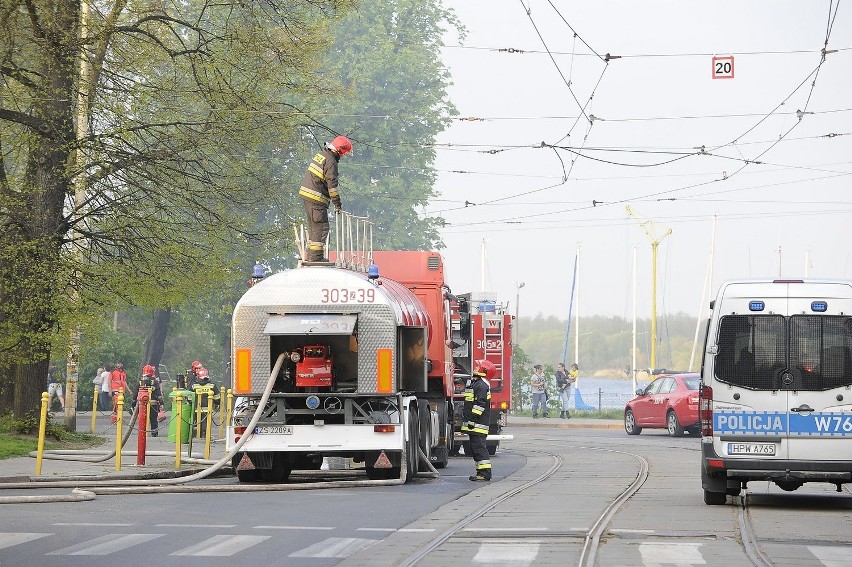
[0,0,353,419]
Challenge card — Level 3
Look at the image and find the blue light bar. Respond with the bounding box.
[811,301,828,312]
[749,301,765,311]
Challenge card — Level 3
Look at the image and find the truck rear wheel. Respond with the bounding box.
[417,401,433,472]
[432,401,450,469]
[405,406,419,481]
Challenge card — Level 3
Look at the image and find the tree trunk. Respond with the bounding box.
[142,308,171,372]
[14,359,49,420]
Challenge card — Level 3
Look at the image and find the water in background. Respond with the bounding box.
[573,376,651,410]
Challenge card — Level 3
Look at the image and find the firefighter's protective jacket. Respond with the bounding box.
[461,375,491,435]
[298,148,341,208]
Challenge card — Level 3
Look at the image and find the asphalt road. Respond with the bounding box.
[2,425,851,566]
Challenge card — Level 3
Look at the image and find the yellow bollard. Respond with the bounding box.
[218,386,226,441]
[204,387,214,460]
[175,390,183,469]
[35,392,49,475]
[115,388,124,471]
[225,389,233,455]
[91,386,98,433]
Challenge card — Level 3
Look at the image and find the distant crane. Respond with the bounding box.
[625,206,672,370]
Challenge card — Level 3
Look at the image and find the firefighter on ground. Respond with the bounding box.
[191,366,220,437]
[137,365,165,437]
[462,359,494,481]
[298,135,352,262]
[185,360,204,389]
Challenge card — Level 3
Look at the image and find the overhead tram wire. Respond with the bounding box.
[584,1,846,214]
[441,44,852,59]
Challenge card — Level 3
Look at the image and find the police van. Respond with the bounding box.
[700,279,852,505]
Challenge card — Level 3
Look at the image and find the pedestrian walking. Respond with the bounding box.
[46,365,65,412]
[530,364,548,418]
[462,359,495,481]
[99,364,112,411]
[109,362,130,422]
[555,362,573,419]
[298,135,352,262]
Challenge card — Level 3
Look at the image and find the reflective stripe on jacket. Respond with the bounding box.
[298,149,340,206]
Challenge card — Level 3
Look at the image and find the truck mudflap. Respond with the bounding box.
[454,432,514,442]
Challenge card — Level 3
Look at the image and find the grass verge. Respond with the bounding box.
[0,413,105,460]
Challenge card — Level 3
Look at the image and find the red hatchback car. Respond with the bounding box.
[624,373,700,436]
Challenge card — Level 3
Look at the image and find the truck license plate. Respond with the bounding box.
[254,426,293,435]
[727,442,776,455]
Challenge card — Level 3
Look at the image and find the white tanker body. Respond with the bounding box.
[227,264,449,483]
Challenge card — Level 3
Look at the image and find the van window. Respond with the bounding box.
[716,314,852,391]
[790,315,852,391]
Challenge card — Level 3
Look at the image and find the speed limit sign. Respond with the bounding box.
[712,55,735,79]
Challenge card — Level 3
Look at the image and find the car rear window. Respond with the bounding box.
[684,377,700,390]
[715,314,852,391]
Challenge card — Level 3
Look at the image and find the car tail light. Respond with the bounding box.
[234,425,247,443]
[699,385,713,437]
[689,395,699,405]
[707,459,725,469]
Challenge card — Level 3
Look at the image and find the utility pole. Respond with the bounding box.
[626,206,672,370]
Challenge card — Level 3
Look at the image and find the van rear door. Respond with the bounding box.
[712,309,790,460]
[785,289,852,460]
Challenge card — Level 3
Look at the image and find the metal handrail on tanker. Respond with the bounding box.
[333,210,373,272]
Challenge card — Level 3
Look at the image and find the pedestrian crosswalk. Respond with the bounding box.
[1,529,850,564]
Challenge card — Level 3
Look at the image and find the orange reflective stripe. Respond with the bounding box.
[377,349,392,393]
[235,348,251,393]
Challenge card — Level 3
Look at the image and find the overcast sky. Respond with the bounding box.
[430,1,851,322]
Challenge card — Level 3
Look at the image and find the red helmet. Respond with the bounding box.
[473,359,497,381]
[142,364,156,377]
[196,367,209,379]
[329,135,352,157]
[191,360,202,370]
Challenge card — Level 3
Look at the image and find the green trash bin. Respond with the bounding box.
[167,389,193,443]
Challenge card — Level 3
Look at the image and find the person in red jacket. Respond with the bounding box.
[297,135,352,262]
[109,362,130,422]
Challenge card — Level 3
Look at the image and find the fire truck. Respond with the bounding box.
[227,250,456,483]
[450,292,513,456]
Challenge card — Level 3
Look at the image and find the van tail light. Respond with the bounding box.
[699,385,713,437]
[234,426,247,443]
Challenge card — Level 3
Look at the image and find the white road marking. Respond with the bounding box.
[156,524,236,528]
[289,537,379,558]
[463,527,551,532]
[47,533,164,556]
[639,542,705,567]
[356,528,436,533]
[0,533,50,551]
[170,535,270,556]
[473,541,540,564]
[254,525,335,530]
[52,523,132,527]
[808,545,852,567]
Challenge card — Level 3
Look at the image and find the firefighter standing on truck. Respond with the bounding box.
[298,135,352,262]
[462,359,494,481]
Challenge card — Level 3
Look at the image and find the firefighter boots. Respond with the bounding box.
[469,473,491,482]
